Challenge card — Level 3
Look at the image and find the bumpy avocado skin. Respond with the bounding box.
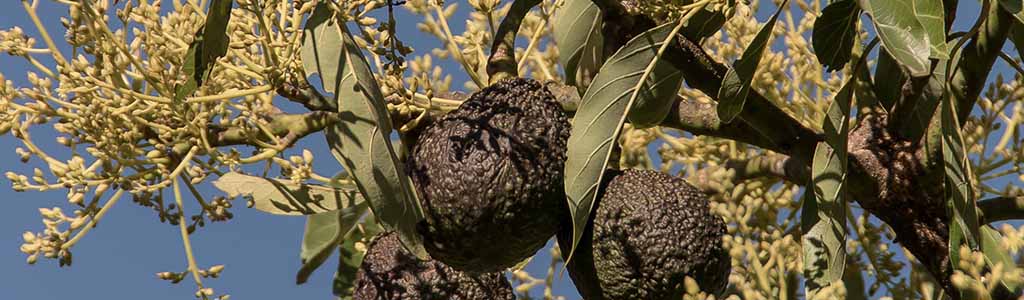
[557,169,731,300]
[407,78,571,273]
[353,232,514,300]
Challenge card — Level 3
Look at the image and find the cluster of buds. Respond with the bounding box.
[20,207,88,266]
[950,246,1024,297]
[271,149,315,185]
[157,265,226,283]
[0,27,37,56]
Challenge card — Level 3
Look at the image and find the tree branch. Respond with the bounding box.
[598,6,821,163]
[979,196,1024,224]
[950,1,1012,124]
[689,154,808,193]
[486,0,541,83]
[275,76,335,112]
[168,111,341,156]
[207,111,339,147]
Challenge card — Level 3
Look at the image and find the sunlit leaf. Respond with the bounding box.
[980,226,1021,293]
[914,0,950,59]
[301,3,344,98]
[802,71,856,293]
[813,0,861,71]
[858,0,931,76]
[213,172,363,216]
[717,0,788,123]
[564,22,685,261]
[553,0,603,91]
[302,3,427,259]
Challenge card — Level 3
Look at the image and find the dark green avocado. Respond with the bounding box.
[407,77,571,273]
[557,169,731,299]
[353,232,514,300]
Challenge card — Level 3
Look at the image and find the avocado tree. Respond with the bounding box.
[3,0,1024,299]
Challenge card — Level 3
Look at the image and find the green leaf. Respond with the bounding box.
[174,39,201,103]
[563,22,686,261]
[801,144,849,292]
[997,0,1024,25]
[941,79,981,266]
[681,7,728,41]
[980,226,1021,293]
[301,3,344,98]
[201,0,233,76]
[873,47,906,111]
[303,4,427,259]
[802,71,856,293]
[843,258,868,300]
[333,219,384,299]
[174,0,233,103]
[858,0,931,76]
[812,0,861,71]
[212,172,364,216]
[897,51,948,141]
[1009,23,1024,61]
[296,203,367,284]
[553,0,603,90]
[914,0,950,59]
[717,0,788,123]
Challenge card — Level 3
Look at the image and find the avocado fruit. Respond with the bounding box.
[557,169,731,299]
[354,232,514,300]
[407,77,571,273]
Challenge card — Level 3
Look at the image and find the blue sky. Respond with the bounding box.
[0,1,1017,300]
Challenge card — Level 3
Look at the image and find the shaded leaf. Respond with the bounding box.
[334,219,384,299]
[717,0,788,123]
[201,0,233,74]
[296,203,367,284]
[681,8,728,41]
[563,22,686,260]
[174,39,201,102]
[813,0,861,71]
[303,3,427,259]
[898,50,948,141]
[873,47,906,111]
[553,0,603,90]
[941,78,981,266]
[998,0,1024,25]
[843,257,868,300]
[213,172,364,216]
[858,0,931,76]
[1009,23,1024,61]
[174,0,233,102]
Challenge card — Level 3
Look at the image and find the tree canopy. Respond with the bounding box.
[2,0,1024,299]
